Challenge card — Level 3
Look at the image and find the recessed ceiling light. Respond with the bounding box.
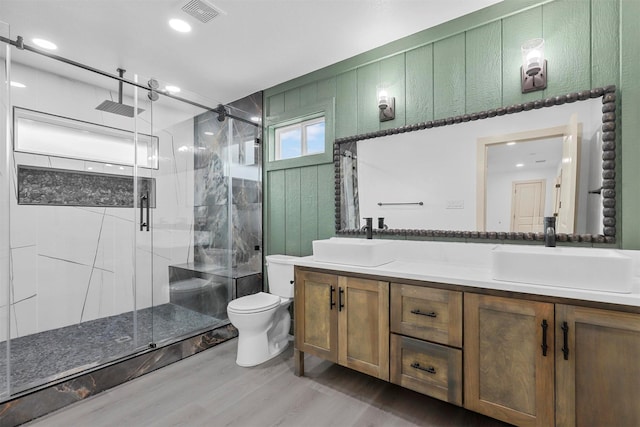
[516,163,524,168]
[165,85,181,93]
[10,81,26,88]
[87,166,93,170]
[169,18,191,33]
[506,142,516,146]
[250,116,262,122]
[204,131,214,136]
[105,164,113,167]
[32,38,57,50]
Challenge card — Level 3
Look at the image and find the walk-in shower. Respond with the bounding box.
[0,26,263,413]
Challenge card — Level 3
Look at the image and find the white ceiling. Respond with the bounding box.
[488,137,564,173]
[1,0,502,108]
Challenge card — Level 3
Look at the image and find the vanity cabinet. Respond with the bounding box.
[294,269,389,380]
[463,293,555,427]
[294,266,640,427]
[555,304,640,427]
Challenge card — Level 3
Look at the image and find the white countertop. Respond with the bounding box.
[294,240,640,307]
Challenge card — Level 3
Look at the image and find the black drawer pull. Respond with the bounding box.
[411,309,437,318]
[411,362,436,374]
[329,286,336,310]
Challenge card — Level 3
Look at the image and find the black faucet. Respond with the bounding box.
[363,217,373,239]
[544,216,556,247]
[377,217,388,230]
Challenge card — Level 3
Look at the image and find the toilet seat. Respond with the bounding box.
[228,292,281,314]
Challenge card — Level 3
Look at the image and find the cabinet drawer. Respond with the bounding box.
[390,284,462,347]
[390,334,462,406]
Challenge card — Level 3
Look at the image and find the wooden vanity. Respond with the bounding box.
[293,266,640,427]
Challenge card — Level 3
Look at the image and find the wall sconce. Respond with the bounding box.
[521,38,547,93]
[378,90,395,122]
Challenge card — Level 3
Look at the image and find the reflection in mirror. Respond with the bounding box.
[484,136,564,233]
[336,87,616,243]
[478,112,600,235]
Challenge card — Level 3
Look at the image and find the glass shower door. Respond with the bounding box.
[134,77,230,347]
[6,49,145,395]
[0,21,11,400]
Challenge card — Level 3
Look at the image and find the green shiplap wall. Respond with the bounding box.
[264,0,640,254]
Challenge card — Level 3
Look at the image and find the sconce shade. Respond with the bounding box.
[521,38,547,93]
[522,38,544,75]
[378,90,395,121]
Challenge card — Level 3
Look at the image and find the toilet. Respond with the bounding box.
[227,254,297,367]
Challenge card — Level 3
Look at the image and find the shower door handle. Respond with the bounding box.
[140,192,150,231]
[145,191,150,232]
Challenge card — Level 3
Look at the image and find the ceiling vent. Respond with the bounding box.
[181,0,222,23]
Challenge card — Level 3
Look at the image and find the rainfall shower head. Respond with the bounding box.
[95,100,144,117]
[95,68,145,117]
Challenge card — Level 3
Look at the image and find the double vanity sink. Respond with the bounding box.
[309,237,638,300]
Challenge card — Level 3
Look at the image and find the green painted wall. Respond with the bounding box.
[263,0,640,255]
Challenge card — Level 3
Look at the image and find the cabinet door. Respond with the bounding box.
[556,305,640,427]
[338,276,389,380]
[464,293,554,427]
[294,270,338,362]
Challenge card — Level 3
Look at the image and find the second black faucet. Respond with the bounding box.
[363,217,373,239]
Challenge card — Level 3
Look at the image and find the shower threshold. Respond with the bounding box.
[0,303,224,395]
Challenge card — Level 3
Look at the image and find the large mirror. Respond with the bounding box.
[336,87,616,243]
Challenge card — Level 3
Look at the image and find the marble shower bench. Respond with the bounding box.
[169,263,263,319]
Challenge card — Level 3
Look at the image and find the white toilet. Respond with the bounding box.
[227,254,297,367]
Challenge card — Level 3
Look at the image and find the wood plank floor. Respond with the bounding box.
[25,339,511,426]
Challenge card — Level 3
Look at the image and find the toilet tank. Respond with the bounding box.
[265,254,298,298]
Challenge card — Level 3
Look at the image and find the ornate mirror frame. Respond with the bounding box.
[334,85,617,244]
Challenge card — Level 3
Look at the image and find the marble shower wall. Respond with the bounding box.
[194,92,263,272]
[6,62,197,338]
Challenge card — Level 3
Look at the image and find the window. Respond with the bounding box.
[274,116,325,160]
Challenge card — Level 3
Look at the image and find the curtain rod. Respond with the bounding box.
[0,35,259,128]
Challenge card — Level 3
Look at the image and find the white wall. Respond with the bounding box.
[7,62,198,337]
[358,127,477,230]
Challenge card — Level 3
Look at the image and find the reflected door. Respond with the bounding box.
[510,179,545,232]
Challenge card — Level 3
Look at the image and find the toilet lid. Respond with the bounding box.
[228,292,281,313]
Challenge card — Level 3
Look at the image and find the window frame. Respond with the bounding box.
[265,99,335,172]
[274,116,325,160]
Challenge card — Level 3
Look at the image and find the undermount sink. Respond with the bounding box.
[312,238,395,267]
[492,245,634,293]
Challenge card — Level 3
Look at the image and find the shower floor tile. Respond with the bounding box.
[0,303,224,394]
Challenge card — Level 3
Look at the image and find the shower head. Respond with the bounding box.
[95,100,144,117]
[95,68,145,117]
